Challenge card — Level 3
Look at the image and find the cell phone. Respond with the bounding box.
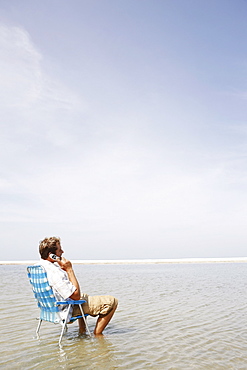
[49,253,61,261]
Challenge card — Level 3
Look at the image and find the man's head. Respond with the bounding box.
[39,236,61,260]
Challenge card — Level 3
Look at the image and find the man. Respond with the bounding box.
[38,236,118,336]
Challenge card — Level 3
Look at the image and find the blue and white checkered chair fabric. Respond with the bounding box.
[27,265,91,345]
[27,265,60,323]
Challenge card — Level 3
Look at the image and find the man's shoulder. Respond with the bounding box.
[36,259,59,273]
[36,259,66,285]
[36,259,49,267]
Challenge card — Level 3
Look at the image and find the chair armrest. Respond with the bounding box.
[56,300,86,305]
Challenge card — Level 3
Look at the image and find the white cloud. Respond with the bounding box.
[0,23,89,182]
[0,24,42,108]
[0,23,85,136]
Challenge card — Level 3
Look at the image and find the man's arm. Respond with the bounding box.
[57,258,81,300]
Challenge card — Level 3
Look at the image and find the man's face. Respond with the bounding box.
[55,242,64,258]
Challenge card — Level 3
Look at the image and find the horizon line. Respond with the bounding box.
[1,257,247,265]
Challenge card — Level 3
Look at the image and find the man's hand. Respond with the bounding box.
[56,257,72,271]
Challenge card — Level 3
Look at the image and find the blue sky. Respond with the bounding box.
[1,0,247,260]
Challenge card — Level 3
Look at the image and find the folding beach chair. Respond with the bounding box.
[27,265,91,346]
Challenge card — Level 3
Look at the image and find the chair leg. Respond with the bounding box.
[36,319,42,338]
[58,304,72,346]
[78,304,91,337]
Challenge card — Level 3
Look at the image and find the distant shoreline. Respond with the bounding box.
[1,257,247,265]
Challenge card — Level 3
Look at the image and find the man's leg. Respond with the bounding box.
[78,318,86,334]
[94,303,118,336]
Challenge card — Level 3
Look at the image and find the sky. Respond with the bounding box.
[0,0,247,260]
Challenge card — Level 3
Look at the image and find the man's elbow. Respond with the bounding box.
[70,290,81,300]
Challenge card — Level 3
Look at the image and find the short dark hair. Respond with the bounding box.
[39,236,60,260]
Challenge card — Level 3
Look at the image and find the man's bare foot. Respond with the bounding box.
[94,332,104,337]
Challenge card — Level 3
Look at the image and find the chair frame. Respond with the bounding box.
[27,265,91,346]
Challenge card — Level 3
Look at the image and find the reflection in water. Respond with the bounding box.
[57,334,119,370]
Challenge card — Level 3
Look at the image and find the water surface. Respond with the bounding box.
[1,263,247,369]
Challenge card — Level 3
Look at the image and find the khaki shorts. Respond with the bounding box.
[72,294,118,318]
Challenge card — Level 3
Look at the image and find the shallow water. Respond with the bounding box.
[1,263,247,369]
